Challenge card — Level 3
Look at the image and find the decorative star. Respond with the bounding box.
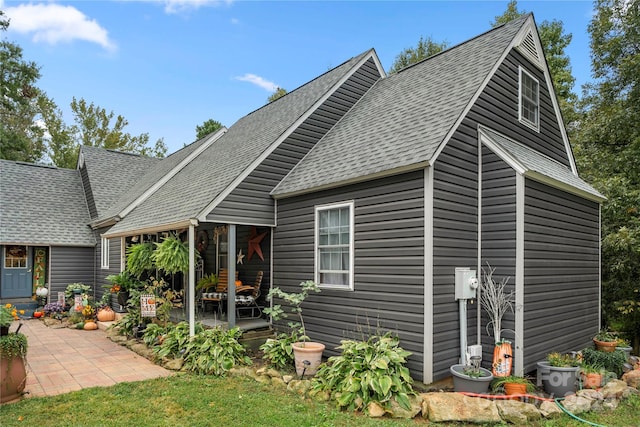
[237,248,245,265]
[247,226,268,261]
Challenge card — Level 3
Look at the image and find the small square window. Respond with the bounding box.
[519,67,539,131]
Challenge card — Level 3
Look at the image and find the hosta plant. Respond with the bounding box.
[259,331,301,370]
[154,322,204,359]
[311,333,415,412]
[182,327,251,376]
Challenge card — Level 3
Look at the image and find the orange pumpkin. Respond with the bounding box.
[96,308,116,322]
[492,341,513,377]
[33,311,43,318]
[84,321,98,330]
[235,280,242,286]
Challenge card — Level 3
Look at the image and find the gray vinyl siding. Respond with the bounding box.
[432,133,480,380]
[94,227,122,303]
[209,58,382,226]
[49,246,95,299]
[468,50,570,167]
[235,225,271,305]
[480,148,517,361]
[273,171,425,380]
[80,164,98,220]
[523,179,600,372]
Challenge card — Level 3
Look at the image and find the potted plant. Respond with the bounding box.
[491,375,535,396]
[152,233,199,275]
[479,264,514,377]
[536,352,581,397]
[449,359,494,393]
[0,304,27,403]
[126,242,155,278]
[593,329,618,352]
[106,271,140,309]
[615,337,633,360]
[581,364,604,389]
[264,280,323,376]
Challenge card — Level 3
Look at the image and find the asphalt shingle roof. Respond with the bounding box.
[80,146,160,219]
[0,160,95,246]
[105,50,373,236]
[481,127,605,200]
[272,16,529,197]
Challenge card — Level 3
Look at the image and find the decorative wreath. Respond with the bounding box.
[196,230,209,253]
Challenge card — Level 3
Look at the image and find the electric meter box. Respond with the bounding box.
[455,267,478,300]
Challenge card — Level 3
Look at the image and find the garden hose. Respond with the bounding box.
[554,397,606,427]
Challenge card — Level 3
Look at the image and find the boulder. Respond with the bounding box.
[602,397,619,411]
[421,393,501,423]
[367,402,386,418]
[271,377,286,388]
[539,400,563,418]
[282,375,294,384]
[163,357,184,371]
[496,399,541,423]
[622,369,640,389]
[561,395,592,414]
[388,395,423,419]
[601,379,629,399]
[265,368,281,378]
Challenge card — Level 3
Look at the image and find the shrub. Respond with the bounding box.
[154,322,204,359]
[182,327,251,376]
[581,347,627,377]
[311,333,415,411]
[142,323,169,348]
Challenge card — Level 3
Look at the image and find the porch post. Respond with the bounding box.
[227,224,236,328]
[188,223,196,337]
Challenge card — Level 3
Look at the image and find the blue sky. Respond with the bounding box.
[2,0,596,155]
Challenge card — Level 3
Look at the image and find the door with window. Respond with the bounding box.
[1,245,32,298]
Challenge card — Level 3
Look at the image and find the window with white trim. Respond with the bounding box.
[519,67,539,131]
[315,202,354,290]
[101,237,109,269]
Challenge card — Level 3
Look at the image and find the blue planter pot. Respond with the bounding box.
[449,364,493,393]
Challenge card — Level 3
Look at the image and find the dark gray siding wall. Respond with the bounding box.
[79,164,98,220]
[94,227,122,304]
[523,179,600,371]
[469,50,570,167]
[235,225,271,306]
[50,246,95,300]
[273,171,425,380]
[480,148,517,361]
[209,58,382,226]
[432,131,480,380]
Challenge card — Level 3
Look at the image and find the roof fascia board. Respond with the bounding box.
[90,216,119,229]
[478,126,527,174]
[103,219,196,239]
[118,128,227,220]
[0,241,95,247]
[524,170,606,203]
[197,50,383,220]
[272,161,429,200]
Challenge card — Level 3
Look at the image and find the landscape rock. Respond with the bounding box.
[163,357,184,371]
[421,393,501,423]
[255,375,271,385]
[265,368,281,378]
[496,399,541,423]
[601,379,628,398]
[282,375,294,384]
[602,397,619,411]
[287,379,311,395]
[367,402,386,418]
[539,400,563,418]
[271,377,286,388]
[622,369,640,389]
[561,395,592,414]
[388,395,423,419]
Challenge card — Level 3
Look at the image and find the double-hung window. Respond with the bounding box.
[519,66,539,131]
[315,202,354,290]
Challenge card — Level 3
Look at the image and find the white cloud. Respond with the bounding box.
[235,74,278,92]
[162,0,233,14]
[4,3,116,52]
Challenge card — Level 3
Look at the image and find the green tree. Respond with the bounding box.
[195,118,223,140]
[574,0,640,350]
[0,11,47,162]
[388,36,448,74]
[492,1,578,126]
[267,87,287,103]
[42,97,167,168]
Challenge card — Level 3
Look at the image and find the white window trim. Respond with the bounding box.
[314,201,354,291]
[518,66,540,132]
[101,237,109,269]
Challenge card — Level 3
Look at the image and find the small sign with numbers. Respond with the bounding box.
[140,294,156,318]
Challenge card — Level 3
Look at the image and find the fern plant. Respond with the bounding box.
[126,243,155,278]
[311,333,415,412]
[153,234,199,275]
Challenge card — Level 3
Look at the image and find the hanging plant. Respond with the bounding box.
[153,233,200,275]
[126,242,155,278]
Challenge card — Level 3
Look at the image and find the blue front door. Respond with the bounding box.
[1,245,32,298]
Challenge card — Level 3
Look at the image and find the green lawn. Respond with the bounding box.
[0,374,638,426]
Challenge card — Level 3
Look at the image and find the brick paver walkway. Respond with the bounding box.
[18,319,172,398]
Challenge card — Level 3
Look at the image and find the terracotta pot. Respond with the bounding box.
[594,339,617,352]
[96,308,116,322]
[504,382,527,396]
[292,342,325,377]
[582,372,602,389]
[0,355,27,403]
